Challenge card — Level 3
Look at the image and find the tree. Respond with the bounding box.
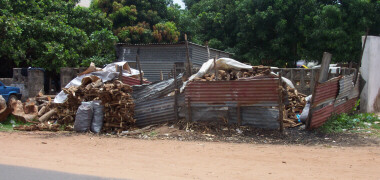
[186,0,380,65]
[0,0,117,73]
[153,22,180,43]
[91,0,181,43]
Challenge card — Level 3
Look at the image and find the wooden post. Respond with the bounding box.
[237,105,241,126]
[185,34,192,78]
[278,73,284,132]
[187,97,192,122]
[160,71,163,81]
[173,65,179,122]
[213,57,218,81]
[318,52,332,83]
[206,41,210,61]
[306,71,320,130]
[136,48,143,85]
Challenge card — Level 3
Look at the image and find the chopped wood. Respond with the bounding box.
[38,106,47,117]
[192,66,274,82]
[39,108,57,122]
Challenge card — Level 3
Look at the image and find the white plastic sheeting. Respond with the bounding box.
[181,58,253,92]
[180,58,294,91]
[54,62,141,103]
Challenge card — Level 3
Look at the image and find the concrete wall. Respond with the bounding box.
[11,68,28,100]
[0,78,12,86]
[60,67,87,89]
[27,69,44,98]
[360,36,380,113]
[6,68,45,100]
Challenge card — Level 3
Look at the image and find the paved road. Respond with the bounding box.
[0,164,122,180]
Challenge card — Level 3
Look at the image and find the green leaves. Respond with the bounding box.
[0,0,117,72]
[91,0,182,43]
[153,22,180,43]
[186,0,380,66]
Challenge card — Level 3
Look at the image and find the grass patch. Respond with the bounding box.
[320,113,380,136]
[0,115,32,132]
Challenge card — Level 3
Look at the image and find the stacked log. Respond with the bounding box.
[192,66,274,81]
[283,87,307,127]
[14,78,135,133]
[56,78,135,133]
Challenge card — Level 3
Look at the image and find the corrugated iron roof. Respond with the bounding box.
[117,41,234,55]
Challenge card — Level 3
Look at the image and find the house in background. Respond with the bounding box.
[116,42,233,82]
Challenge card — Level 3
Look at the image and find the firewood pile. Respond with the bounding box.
[14,77,135,133]
[56,77,135,133]
[283,87,307,127]
[193,66,274,81]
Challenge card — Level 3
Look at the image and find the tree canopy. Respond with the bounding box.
[1,0,379,75]
[185,0,380,66]
[0,0,117,75]
[90,0,181,43]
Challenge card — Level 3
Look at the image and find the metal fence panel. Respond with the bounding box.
[134,96,175,127]
[185,78,281,129]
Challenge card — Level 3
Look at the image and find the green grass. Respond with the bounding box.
[0,115,32,132]
[320,113,380,136]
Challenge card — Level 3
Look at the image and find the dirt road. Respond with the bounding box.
[0,132,379,180]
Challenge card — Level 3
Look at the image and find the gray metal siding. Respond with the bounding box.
[117,45,187,63]
[116,43,231,82]
[190,44,230,66]
[134,95,175,127]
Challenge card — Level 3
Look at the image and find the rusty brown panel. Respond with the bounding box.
[313,78,339,106]
[309,104,334,129]
[334,98,358,114]
[185,78,279,105]
[122,76,150,86]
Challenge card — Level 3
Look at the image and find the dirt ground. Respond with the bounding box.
[0,131,379,180]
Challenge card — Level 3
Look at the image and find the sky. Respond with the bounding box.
[78,0,186,9]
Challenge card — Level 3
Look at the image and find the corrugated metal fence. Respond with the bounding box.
[185,78,283,130]
[133,75,182,127]
[307,74,360,129]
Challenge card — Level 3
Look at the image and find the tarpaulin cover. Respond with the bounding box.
[54,62,141,103]
[180,58,294,92]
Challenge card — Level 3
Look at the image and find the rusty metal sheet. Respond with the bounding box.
[188,104,280,129]
[313,78,339,107]
[184,78,281,129]
[309,104,334,129]
[334,98,358,114]
[121,76,151,86]
[185,78,279,105]
[134,96,175,127]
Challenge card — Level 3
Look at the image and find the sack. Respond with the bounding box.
[74,102,93,132]
[90,100,104,133]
